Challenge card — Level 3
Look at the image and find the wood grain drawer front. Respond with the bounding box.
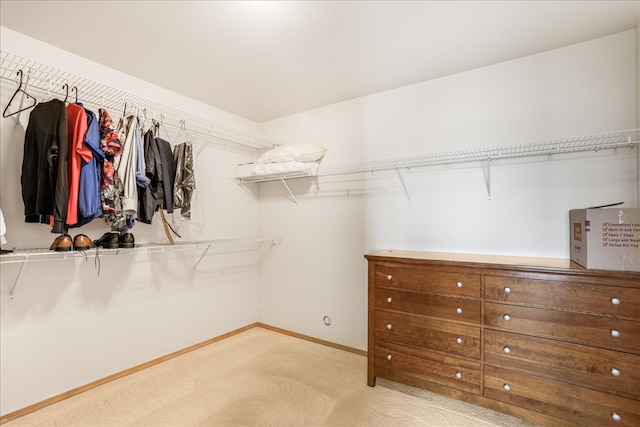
[374,265,480,298]
[485,330,640,399]
[374,288,481,324]
[375,342,480,394]
[485,275,640,320]
[484,303,640,353]
[484,366,640,427]
[375,310,481,359]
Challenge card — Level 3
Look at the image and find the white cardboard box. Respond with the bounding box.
[569,207,640,272]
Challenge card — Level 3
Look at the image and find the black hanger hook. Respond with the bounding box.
[72,86,78,103]
[2,69,37,118]
[63,83,69,102]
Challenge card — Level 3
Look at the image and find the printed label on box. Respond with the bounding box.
[573,222,582,241]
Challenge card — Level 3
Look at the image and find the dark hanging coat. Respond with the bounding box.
[137,130,176,224]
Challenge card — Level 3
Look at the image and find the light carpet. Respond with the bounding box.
[3,327,538,426]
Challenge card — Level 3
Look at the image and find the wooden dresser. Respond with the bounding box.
[366,250,640,427]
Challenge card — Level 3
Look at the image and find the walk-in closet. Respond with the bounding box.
[1,2,639,426]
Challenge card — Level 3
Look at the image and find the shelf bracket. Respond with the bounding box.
[256,238,281,269]
[193,243,212,270]
[8,256,28,300]
[396,168,411,202]
[280,177,298,204]
[484,159,492,200]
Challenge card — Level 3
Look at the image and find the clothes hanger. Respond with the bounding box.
[152,117,160,137]
[62,83,69,103]
[159,114,174,144]
[142,108,151,130]
[2,70,37,118]
[43,78,52,102]
[174,119,195,144]
[71,86,78,103]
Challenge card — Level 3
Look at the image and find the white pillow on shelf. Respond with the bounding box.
[258,143,327,164]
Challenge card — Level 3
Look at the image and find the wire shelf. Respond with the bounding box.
[0,237,281,264]
[317,129,640,177]
[1,237,282,300]
[0,51,279,154]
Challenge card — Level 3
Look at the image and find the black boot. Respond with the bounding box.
[92,232,119,249]
[119,232,135,248]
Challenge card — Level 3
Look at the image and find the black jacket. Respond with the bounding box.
[138,130,176,224]
[22,99,69,233]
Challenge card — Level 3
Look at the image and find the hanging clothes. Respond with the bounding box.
[72,107,104,227]
[137,129,176,224]
[98,108,124,231]
[116,115,140,222]
[173,141,195,219]
[65,102,91,226]
[21,99,69,233]
[98,108,122,212]
[156,136,176,213]
[135,122,150,189]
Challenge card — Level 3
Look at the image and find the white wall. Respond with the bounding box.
[0,27,262,416]
[258,30,638,352]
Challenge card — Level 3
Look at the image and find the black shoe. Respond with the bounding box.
[119,232,135,248]
[93,232,119,249]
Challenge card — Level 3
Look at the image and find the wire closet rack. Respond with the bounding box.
[0,51,279,154]
[318,128,640,177]
[1,237,282,300]
[236,128,640,203]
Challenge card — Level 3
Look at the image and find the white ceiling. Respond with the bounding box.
[1,1,638,123]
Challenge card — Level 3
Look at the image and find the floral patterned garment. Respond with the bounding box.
[98,109,124,229]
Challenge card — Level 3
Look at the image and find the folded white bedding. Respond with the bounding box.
[236,161,319,179]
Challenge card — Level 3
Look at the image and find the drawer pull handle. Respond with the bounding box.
[611,368,621,377]
[504,287,511,294]
[611,297,621,305]
[503,384,511,392]
[611,329,621,338]
[456,281,463,288]
[455,337,463,345]
[455,372,462,379]
[503,346,511,354]
[503,314,511,321]
[611,412,622,422]
[386,274,392,281]
[456,307,463,314]
[386,297,392,304]
[386,354,392,361]
[386,324,392,330]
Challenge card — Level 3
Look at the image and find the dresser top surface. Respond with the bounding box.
[365,250,640,276]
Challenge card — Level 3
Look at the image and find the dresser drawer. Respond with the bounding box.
[484,303,640,353]
[374,288,481,324]
[485,330,640,399]
[484,366,640,427]
[374,265,480,297]
[375,310,480,359]
[485,275,640,320]
[375,342,480,394]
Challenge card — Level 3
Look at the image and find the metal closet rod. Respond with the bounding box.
[0,50,279,153]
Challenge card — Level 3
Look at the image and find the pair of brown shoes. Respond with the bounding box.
[49,234,95,252]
